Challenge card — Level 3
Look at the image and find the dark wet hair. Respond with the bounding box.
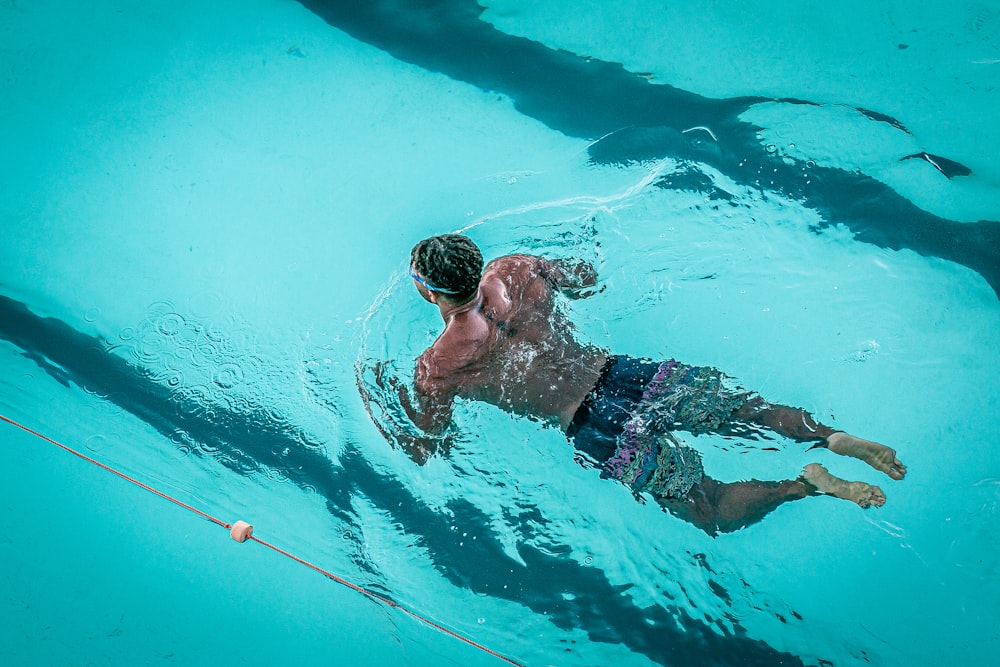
[410,234,483,301]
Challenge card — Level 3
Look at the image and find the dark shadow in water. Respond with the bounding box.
[295,0,1000,298]
[0,294,815,666]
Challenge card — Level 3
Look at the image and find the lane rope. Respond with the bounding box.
[1,414,524,667]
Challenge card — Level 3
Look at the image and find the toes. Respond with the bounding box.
[870,486,886,508]
[858,488,886,509]
[877,450,906,480]
[852,482,886,509]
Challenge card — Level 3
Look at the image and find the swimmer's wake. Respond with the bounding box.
[296,0,1000,299]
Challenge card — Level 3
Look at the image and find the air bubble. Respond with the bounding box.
[84,434,108,452]
[765,144,777,154]
[213,362,245,389]
[157,312,186,337]
[83,307,101,323]
[151,366,185,388]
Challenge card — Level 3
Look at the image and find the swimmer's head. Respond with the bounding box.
[410,234,483,302]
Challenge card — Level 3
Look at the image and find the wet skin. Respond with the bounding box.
[408,255,606,442]
[400,253,905,533]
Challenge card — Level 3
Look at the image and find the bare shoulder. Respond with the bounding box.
[414,345,458,394]
[483,255,554,288]
[484,254,542,274]
[416,315,490,386]
[486,254,589,283]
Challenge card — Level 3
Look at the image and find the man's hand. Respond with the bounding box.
[372,360,452,464]
[541,257,603,299]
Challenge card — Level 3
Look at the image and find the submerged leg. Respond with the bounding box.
[734,398,907,479]
[733,397,835,441]
[662,464,886,535]
[662,475,815,535]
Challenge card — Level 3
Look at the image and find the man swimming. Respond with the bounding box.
[389,234,906,535]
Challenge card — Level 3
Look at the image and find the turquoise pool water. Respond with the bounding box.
[2,1,998,665]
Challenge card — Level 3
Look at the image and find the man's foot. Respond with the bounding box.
[802,463,886,508]
[825,432,907,480]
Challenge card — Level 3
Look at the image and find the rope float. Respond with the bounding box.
[0,414,524,667]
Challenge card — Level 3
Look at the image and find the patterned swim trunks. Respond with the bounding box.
[567,356,751,500]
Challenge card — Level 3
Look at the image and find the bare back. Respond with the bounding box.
[416,255,606,429]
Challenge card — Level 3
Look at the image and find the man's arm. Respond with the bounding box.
[372,358,456,465]
[538,257,601,299]
[393,358,457,464]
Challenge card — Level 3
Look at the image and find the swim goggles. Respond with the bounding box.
[409,265,462,294]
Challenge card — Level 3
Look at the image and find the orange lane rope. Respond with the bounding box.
[0,414,524,667]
